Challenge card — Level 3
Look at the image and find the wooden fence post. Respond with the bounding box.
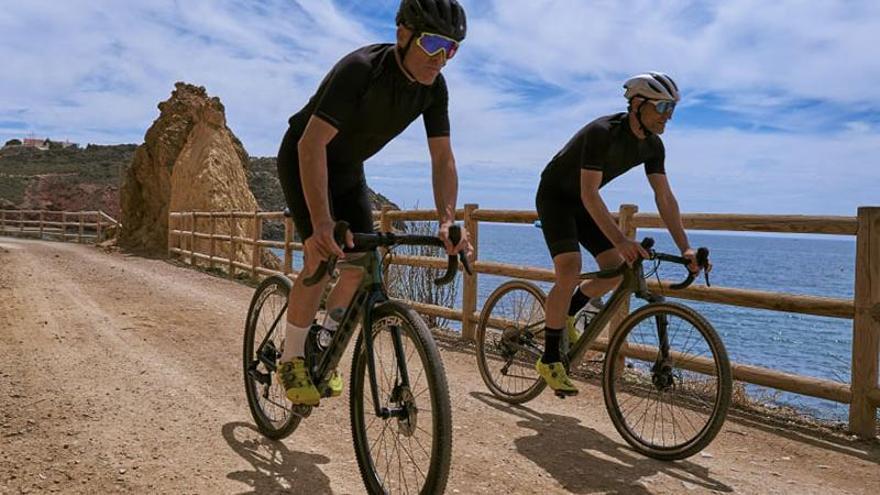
[95,212,101,242]
[189,212,196,266]
[380,205,393,233]
[78,212,84,243]
[39,211,44,239]
[461,203,479,342]
[603,204,638,366]
[1,210,5,233]
[849,206,880,438]
[61,212,66,240]
[167,213,175,258]
[378,206,393,279]
[251,212,261,278]
[228,210,236,278]
[20,210,25,234]
[209,213,216,270]
[284,216,293,275]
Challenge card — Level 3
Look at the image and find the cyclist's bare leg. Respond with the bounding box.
[288,249,328,327]
[324,263,364,313]
[546,251,582,329]
[277,247,353,403]
[574,247,624,299]
[281,251,328,362]
[539,251,582,393]
[282,251,365,359]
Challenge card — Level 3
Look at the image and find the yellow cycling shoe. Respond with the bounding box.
[327,370,343,397]
[565,315,582,346]
[277,358,321,406]
[535,358,578,396]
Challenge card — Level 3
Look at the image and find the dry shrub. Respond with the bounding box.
[383,221,459,330]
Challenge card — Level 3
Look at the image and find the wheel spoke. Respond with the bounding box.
[477,282,546,401]
[244,278,300,438]
[606,304,730,459]
[353,304,448,494]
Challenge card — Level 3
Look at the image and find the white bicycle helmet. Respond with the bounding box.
[623,72,680,101]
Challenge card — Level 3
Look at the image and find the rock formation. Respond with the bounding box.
[119,82,265,269]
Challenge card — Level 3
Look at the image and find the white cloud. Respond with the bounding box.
[0,0,877,217]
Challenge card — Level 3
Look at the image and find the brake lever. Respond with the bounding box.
[450,224,473,275]
[697,247,711,287]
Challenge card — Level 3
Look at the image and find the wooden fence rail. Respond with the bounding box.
[168,204,879,438]
[0,209,120,244]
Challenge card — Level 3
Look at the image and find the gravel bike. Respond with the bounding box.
[244,219,471,493]
[476,239,731,460]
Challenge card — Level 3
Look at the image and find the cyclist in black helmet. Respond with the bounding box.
[534,72,706,396]
[275,0,469,405]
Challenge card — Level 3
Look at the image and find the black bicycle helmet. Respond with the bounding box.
[396,0,467,42]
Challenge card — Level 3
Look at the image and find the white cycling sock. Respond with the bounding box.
[280,322,310,362]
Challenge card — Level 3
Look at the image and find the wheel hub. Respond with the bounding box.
[395,387,418,437]
[651,361,676,391]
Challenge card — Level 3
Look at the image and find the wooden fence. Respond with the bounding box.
[168,204,879,438]
[0,209,120,243]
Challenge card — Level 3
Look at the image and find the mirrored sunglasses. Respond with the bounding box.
[651,100,676,115]
[416,32,460,59]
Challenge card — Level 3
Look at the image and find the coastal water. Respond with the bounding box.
[275,222,860,422]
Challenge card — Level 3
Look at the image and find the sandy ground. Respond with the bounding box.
[1,236,878,494]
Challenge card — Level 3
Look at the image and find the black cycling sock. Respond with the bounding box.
[542,327,563,363]
[567,287,591,317]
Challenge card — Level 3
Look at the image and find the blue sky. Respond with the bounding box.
[1,0,878,215]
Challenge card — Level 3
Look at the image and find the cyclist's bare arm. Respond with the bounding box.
[298,115,347,259]
[647,173,698,271]
[580,169,647,263]
[428,135,468,255]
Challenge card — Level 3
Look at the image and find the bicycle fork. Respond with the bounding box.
[363,297,417,430]
[249,300,289,387]
[650,300,676,391]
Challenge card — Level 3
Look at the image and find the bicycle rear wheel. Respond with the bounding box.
[476,280,547,404]
[350,300,452,495]
[243,275,303,440]
[603,302,732,460]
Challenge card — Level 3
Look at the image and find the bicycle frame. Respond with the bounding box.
[305,250,412,419]
[566,259,669,368]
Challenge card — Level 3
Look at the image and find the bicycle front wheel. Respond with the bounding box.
[476,280,548,404]
[243,275,302,440]
[603,302,732,460]
[350,300,452,495]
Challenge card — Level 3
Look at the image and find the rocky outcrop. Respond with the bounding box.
[119,82,260,267]
[19,176,120,217]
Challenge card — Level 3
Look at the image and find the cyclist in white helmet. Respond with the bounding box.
[533,72,703,395]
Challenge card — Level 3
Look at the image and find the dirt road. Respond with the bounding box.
[1,237,877,494]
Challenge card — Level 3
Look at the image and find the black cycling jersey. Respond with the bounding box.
[536,112,667,258]
[287,43,449,180]
[539,112,665,198]
[278,43,450,240]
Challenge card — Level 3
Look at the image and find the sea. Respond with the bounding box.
[275,222,862,422]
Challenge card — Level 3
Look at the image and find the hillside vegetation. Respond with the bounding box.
[0,145,397,221]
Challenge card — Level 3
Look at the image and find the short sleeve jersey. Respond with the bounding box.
[539,113,666,198]
[288,44,449,167]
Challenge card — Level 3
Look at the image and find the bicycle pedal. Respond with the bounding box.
[291,404,314,418]
[554,390,578,399]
